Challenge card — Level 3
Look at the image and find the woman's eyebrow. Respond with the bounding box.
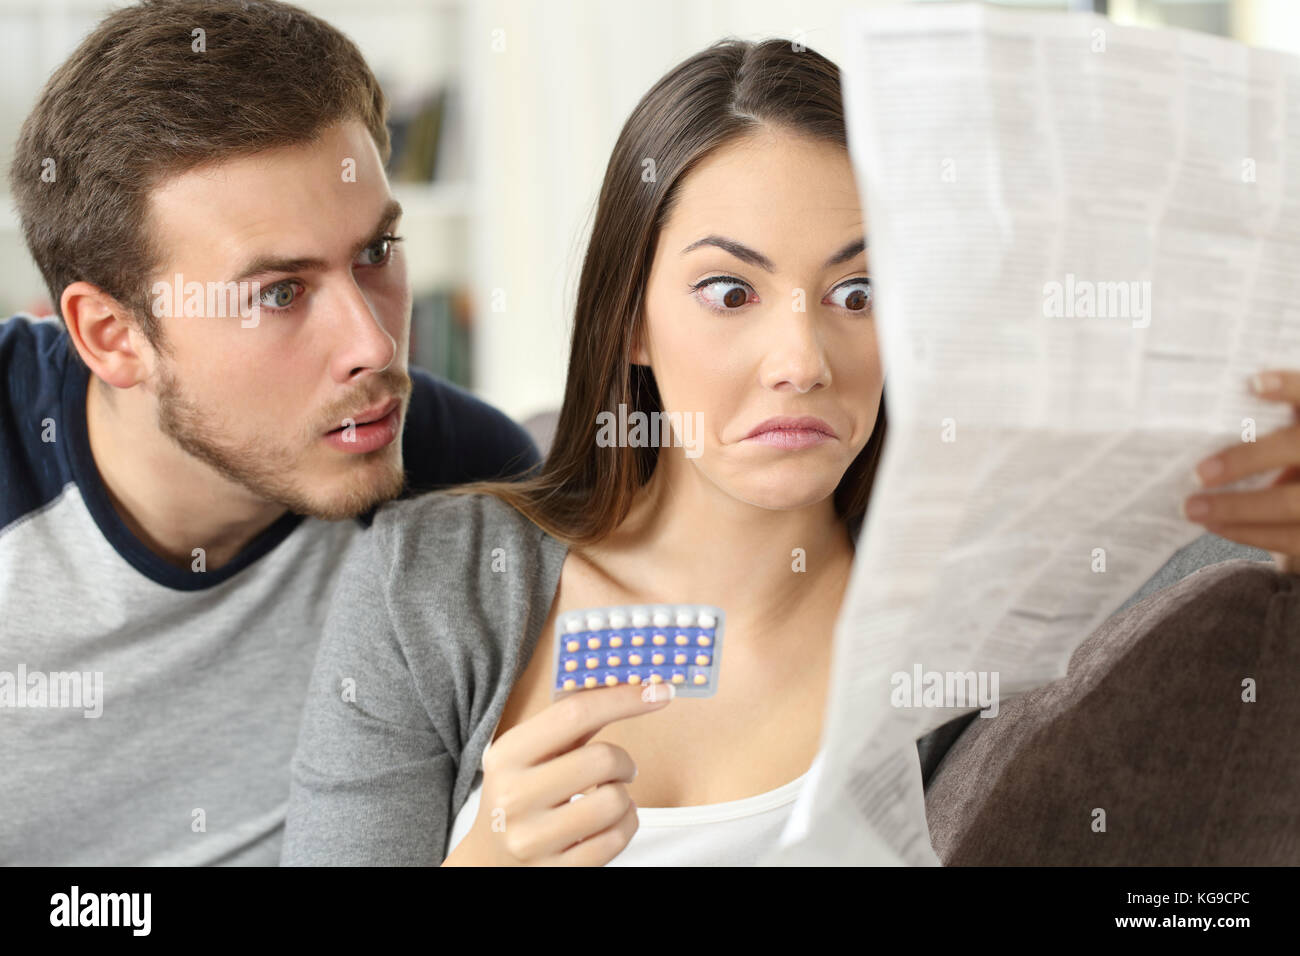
[680,234,869,272]
[824,236,867,268]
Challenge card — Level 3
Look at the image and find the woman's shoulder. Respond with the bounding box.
[368,489,540,554]
[360,490,566,619]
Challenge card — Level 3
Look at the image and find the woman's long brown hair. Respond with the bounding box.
[450,37,886,546]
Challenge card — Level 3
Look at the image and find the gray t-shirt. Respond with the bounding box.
[281,490,1269,865]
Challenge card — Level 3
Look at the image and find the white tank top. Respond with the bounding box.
[446,731,815,866]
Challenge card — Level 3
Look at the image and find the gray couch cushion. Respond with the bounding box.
[926,558,1300,865]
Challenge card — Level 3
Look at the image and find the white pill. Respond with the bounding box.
[652,610,670,628]
[698,611,716,628]
[586,613,605,630]
[609,610,628,628]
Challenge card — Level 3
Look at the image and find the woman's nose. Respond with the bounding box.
[759,310,832,393]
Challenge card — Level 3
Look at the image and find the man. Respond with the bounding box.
[0,0,537,864]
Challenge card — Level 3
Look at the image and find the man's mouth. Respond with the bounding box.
[321,397,404,455]
[328,397,401,433]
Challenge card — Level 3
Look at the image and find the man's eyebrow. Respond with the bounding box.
[227,198,404,284]
[680,233,869,272]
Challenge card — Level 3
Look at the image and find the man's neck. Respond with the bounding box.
[84,372,288,572]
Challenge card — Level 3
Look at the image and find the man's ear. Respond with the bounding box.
[61,281,154,388]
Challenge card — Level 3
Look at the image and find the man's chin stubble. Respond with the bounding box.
[156,374,407,522]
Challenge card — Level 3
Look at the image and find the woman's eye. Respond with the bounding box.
[694,276,754,312]
[259,280,302,310]
[826,278,872,313]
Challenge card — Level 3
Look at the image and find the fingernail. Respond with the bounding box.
[1252,372,1282,394]
[1183,497,1210,520]
[641,682,675,703]
[1194,458,1224,485]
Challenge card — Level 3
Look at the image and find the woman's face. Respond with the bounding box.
[636,126,883,514]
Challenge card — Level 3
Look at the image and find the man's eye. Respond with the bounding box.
[826,278,872,313]
[357,235,401,267]
[694,276,754,312]
[259,281,301,310]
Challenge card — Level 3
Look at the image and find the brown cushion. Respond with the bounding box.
[925,559,1300,865]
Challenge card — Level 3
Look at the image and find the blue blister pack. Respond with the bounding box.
[551,604,725,699]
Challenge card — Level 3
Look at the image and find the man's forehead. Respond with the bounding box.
[144,124,390,270]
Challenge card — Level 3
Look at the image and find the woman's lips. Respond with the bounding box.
[742,415,837,449]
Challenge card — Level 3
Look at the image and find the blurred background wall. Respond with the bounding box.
[0,0,1295,428]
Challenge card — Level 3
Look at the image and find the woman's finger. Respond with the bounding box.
[521,740,638,811]
[520,779,634,860]
[1193,424,1300,489]
[1184,483,1300,525]
[1246,369,1300,406]
[553,794,639,866]
[484,682,672,772]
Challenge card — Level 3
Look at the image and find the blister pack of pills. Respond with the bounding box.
[551,604,725,699]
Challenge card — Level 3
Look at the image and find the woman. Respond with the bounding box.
[281,37,1277,867]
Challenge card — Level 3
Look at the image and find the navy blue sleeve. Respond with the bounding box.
[398,367,540,496]
[0,316,76,534]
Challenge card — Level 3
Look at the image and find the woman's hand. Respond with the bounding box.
[1184,370,1300,573]
[442,682,674,866]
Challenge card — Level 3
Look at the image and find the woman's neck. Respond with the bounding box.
[579,461,856,645]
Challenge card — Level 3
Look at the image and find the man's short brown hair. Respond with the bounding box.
[8,0,390,347]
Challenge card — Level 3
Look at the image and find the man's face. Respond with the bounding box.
[143,120,412,521]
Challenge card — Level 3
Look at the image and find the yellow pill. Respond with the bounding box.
[649,673,663,684]
[629,653,642,665]
[605,674,619,686]
[631,635,645,646]
[628,675,641,685]
[566,640,579,652]
[693,674,707,685]
[607,655,621,666]
[671,673,685,684]
[586,656,599,668]
[674,652,686,665]
[564,678,577,690]
[653,634,666,645]
[584,676,598,688]
[587,637,601,650]
[697,635,711,646]
[609,636,623,648]
[695,654,709,666]
[675,634,688,645]
[564,660,578,672]
[651,652,665,665]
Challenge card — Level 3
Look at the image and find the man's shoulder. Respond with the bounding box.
[0,315,78,534]
[400,367,540,493]
[0,312,70,388]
